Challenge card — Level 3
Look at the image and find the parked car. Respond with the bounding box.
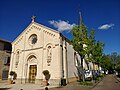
[85,70,92,81]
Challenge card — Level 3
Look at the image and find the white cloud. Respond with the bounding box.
[98,24,114,30]
[49,20,76,32]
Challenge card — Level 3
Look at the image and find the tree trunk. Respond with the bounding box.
[81,58,85,82]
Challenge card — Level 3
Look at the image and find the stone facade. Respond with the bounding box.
[0,39,12,80]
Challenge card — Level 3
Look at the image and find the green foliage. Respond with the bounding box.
[72,23,89,82]
[72,23,104,63]
[104,52,120,71]
[71,16,105,82]
[116,64,120,71]
[9,71,17,80]
[80,81,93,86]
[100,55,112,70]
[110,52,120,70]
[72,23,89,59]
[42,70,51,80]
[42,70,49,76]
[91,40,105,64]
[98,74,104,77]
[10,71,15,76]
[95,77,101,81]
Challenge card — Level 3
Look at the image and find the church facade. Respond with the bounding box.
[9,18,84,85]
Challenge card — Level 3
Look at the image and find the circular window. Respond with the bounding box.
[29,34,37,45]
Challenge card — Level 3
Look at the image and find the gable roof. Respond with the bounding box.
[12,21,59,44]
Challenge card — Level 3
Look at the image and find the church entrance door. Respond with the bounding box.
[29,65,37,83]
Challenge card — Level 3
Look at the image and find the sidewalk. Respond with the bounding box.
[49,82,92,90]
[0,77,106,90]
[0,81,57,90]
[0,81,93,90]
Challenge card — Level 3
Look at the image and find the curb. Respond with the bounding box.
[91,75,106,89]
[115,76,120,82]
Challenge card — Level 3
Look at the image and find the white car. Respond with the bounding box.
[85,70,92,80]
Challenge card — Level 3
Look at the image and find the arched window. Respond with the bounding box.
[47,46,52,66]
[28,55,37,63]
[15,51,19,68]
[28,34,37,45]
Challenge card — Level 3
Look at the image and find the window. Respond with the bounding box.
[29,34,37,45]
[4,57,8,65]
[4,56,10,65]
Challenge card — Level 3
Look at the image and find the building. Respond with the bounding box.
[0,39,12,80]
[9,17,85,86]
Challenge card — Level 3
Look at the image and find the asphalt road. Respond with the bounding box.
[91,74,120,90]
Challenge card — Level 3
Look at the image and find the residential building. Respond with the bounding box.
[0,39,12,80]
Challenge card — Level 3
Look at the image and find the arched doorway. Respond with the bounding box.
[27,55,37,83]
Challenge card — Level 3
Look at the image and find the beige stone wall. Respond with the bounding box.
[67,42,77,79]
[9,22,62,84]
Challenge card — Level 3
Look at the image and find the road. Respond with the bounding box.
[91,74,120,90]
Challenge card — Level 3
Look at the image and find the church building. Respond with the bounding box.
[9,16,86,86]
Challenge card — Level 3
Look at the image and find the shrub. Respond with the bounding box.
[42,70,50,80]
[42,70,49,76]
[96,77,101,81]
[9,71,17,80]
[80,81,93,86]
[10,71,15,76]
[99,74,104,77]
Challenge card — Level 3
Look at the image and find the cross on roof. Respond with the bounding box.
[31,16,36,22]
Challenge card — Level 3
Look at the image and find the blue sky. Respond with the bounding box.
[0,0,120,54]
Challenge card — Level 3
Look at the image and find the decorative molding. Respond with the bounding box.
[15,36,23,45]
[22,47,43,52]
[43,30,56,37]
[43,48,46,50]
[55,44,59,46]
[26,25,41,35]
[32,25,41,31]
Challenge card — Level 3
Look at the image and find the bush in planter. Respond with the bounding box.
[9,71,17,84]
[43,70,49,75]
[10,71,17,80]
[10,71,15,76]
[42,70,50,80]
[42,70,51,86]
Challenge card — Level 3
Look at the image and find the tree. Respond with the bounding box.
[91,40,105,64]
[72,22,89,81]
[100,55,112,72]
[71,14,105,81]
[111,52,118,69]
[108,52,120,73]
[71,17,98,81]
[87,29,96,61]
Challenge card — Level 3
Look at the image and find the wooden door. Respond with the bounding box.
[29,65,37,83]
